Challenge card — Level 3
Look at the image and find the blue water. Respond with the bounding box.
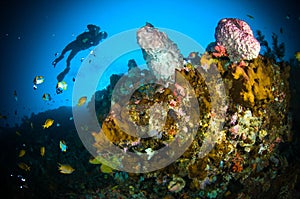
[0,0,299,126]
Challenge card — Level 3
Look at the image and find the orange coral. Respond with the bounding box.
[212,45,227,58]
[231,153,244,173]
[232,162,243,173]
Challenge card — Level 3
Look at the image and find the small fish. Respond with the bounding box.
[69,117,73,120]
[33,76,44,90]
[42,93,51,101]
[16,131,21,136]
[77,96,87,106]
[30,122,34,129]
[56,123,60,127]
[0,114,7,119]
[18,149,26,157]
[56,81,67,94]
[246,14,254,19]
[40,147,45,157]
[59,140,67,152]
[285,15,291,20]
[54,52,59,57]
[18,162,30,171]
[14,90,18,101]
[58,163,75,174]
[72,77,75,82]
[295,52,300,62]
[100,164,114,174]
[42,119,54,129]
[33,76,44,85]
[89,157,102,164]
[80,57,84,62]
[280,27,283,34]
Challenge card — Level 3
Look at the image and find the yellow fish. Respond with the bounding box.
[18,149,26,157]
[100,164,114,174]
[43,119,54,129]
[33,76,45,85]
[295,51,300,62]
[40,147,45,157]
[77,96,87,106]
[89,157,102,164]
[33,76,44,90]
[58,163,75,174]
[56,81,67,94]
[18,162,30,171]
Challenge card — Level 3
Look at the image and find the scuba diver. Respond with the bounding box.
[52,24,108,82]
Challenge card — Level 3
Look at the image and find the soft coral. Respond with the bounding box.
[212,45,227,58]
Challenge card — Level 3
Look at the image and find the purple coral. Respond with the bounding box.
[215,18,260,62]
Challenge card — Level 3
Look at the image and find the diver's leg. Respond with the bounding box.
[52,55,64,67]
[66,47,80,68]
[52,42,75,67]
[57,47,80,81]
[56,67,71,82]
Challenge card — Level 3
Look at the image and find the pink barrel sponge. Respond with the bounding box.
[215,18,261,62]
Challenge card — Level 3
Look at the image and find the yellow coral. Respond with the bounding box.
[99,116,137,144]
[242,90,255,105]
[232,66,248,80]
[200,52,218,70]
[232,57,274,106]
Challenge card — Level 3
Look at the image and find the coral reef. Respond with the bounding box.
[88,26,292,198]
[215,18,261,62]
[89,48,292,198]
[230,56,275,107]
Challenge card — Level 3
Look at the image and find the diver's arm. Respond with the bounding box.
[87,24,100,33]
[92,33,105,45]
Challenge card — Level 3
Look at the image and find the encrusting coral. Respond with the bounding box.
[230,56,274,106]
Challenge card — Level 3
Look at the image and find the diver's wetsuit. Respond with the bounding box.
[53,24,107,82]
